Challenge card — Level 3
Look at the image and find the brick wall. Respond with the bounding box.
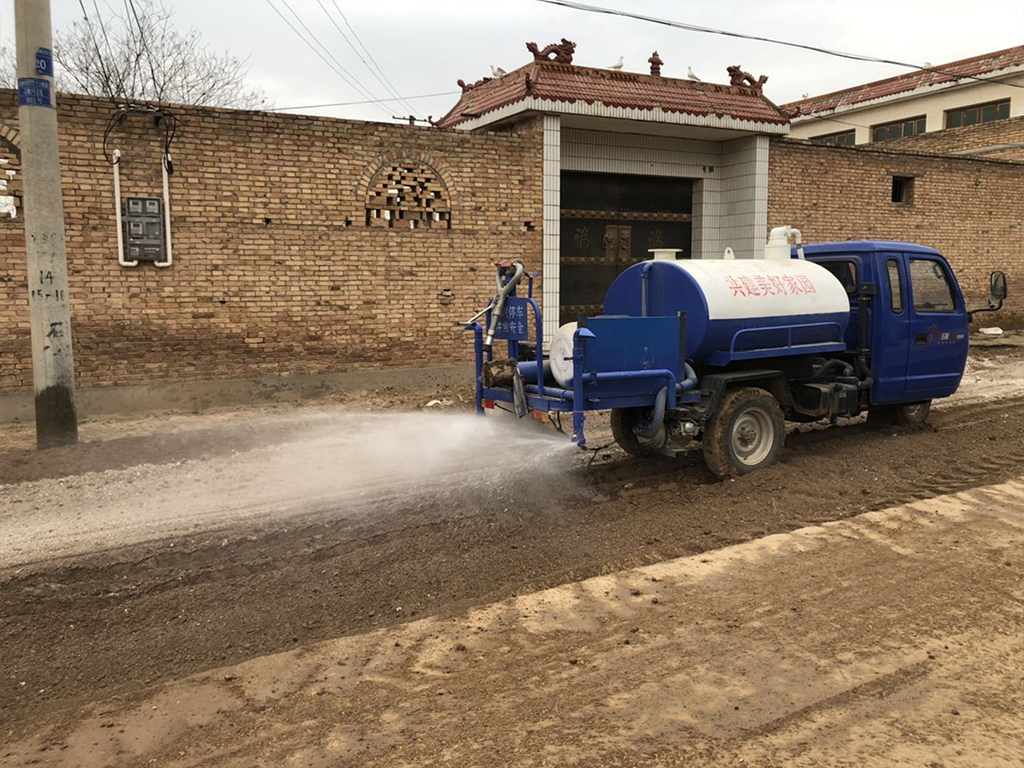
[0,92,543,394]
[769,139,1024,325]
[884,115,1024,161]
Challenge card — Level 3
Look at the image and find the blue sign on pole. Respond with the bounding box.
[35,47,53,77]
[18,77,52,108]
[493,297,529,341]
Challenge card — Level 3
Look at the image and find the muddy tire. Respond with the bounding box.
[703,387,785,478]
[895,400,931,426]
[610,408,662,458]
[868,401,932,428]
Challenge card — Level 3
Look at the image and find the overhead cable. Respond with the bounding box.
[532,0,1024,92]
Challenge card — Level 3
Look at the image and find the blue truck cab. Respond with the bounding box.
[802,242,970,405]
[466,243,1006,478]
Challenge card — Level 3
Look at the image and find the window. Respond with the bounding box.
[946,99,1010,129]
[909,259,956,313]
[811,130,856,146]
[886,259,903,313]
[871,116,926,143]
[891,175,914,204]
[820,260,859,294]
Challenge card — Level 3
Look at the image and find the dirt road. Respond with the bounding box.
[2,348,1024,765]
[7,476,1024,767]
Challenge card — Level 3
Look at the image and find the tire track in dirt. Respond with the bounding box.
[3,392,1024,733]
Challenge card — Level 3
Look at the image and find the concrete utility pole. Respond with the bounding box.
[15,0,78,447]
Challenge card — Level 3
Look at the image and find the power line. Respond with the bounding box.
[316,0,419,115]
[532,0,1024,93]
[275,90,459,112]
[124,0,162,101]
[273,0,391,116]
[325,0,420,116]
[314,0,408,112]
[91,0,128,101]
[265,0,388,115]
[75,0,119,101]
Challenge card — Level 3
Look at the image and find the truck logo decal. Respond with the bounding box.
[926,324,966,345]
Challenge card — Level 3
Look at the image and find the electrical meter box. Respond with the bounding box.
[125,196,165,262]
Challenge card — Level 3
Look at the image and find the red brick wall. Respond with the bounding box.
[769,139,1024,325]
[884,115,1024,161]
[0,92,543,394]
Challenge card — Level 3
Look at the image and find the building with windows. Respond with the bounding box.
[783,46,1024,146]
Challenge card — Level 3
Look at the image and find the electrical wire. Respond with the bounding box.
[101,103,183,168]
[532,0,1024,93]
[75,0,119,102]
[324,0,420,116]
[271,0,391,117]
[91,0,128,101]
[124,0,162,101]
[274,90,460,112]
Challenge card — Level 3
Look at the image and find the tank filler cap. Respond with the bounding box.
[765,225,803,260]
[649,248,682,261]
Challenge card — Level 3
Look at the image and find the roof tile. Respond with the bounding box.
[782,45,1024,117]
[434,62,789,128]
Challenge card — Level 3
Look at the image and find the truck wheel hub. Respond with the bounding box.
[731,407,773,465]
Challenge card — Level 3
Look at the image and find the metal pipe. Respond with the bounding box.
[678,362,697,391]
[483,261,524,354]
[634,386,667,439]
[112,150,137,268]
[640,262,653,317]
[473,323,484,414]
[155,152,173,268]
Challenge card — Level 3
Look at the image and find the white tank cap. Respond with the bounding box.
[649,248,682,261]
[765,225,803,260]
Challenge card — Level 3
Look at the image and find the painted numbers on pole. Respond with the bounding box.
[35,47,53,76]
[18,77,52,107]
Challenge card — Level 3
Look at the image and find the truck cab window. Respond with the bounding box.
[886,259,903,313]
[909,259,956,313]
[820,260,859,294]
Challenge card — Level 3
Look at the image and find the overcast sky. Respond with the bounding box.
[2,0,1023,122]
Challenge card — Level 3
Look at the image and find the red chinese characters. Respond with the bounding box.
[726,273,817,298]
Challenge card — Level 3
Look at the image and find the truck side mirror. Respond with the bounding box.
[990,271,1008,302]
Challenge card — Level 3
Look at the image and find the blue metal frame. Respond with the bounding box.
[464,271,699,448]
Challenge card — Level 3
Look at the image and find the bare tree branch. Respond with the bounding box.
[1,0,268,110]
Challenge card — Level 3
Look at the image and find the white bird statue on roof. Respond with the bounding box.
[491,65,507,78]
[687,66,701,82]
[608,56,623,70]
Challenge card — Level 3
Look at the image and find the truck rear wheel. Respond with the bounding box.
[703,387,785,478]
[610,408,662,458]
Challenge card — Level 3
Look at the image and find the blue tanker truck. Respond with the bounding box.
[463,237,1008,477]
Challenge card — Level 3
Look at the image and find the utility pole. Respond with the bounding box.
[15,0,78,448]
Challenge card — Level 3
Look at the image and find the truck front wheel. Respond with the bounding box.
[868,400,932,427]
[703,387,785,478]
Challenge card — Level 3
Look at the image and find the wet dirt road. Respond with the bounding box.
[7,476,1023,767]
[2,349,1024,764]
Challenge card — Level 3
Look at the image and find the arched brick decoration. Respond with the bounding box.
[0,117,20,161]
[360,151,456,230]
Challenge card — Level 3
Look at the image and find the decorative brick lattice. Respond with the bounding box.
[366,162,451,229]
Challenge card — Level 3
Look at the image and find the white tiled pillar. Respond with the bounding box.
[718,135,770,259]
[541,114,561,345]
[691,176,721,259]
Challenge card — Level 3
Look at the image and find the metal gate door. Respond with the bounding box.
[559,172,693,326]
